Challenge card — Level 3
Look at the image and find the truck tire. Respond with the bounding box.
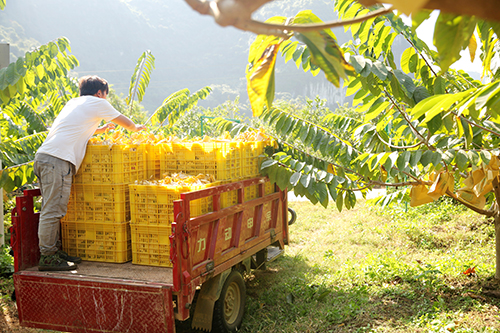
[288,207,297,225]
[212,270,246,332]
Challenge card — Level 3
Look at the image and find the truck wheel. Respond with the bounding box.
[288,207,297,225]
[212,270,246,332]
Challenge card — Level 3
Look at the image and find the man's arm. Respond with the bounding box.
[94,123,116,135]
[111,114,146,132]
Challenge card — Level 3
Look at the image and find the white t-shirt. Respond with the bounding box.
[37,96,121,171]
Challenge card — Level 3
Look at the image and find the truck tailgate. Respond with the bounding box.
[14,262,175,333]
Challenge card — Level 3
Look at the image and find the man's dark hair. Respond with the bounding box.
[79,75,109,96]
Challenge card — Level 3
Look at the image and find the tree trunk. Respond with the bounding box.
[493,177,500,279]
[496,215,500,279]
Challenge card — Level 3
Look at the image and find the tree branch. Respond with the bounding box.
[359,0,500,24]
[453,112,500,138]
[383,89,435,151]
[446,188,495,217]
[376,131,424,149]
[249,6,392,33]
[185,0,392,36]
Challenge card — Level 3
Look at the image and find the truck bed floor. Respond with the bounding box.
[24,261,174,284]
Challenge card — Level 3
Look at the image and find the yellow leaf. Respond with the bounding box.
[488,155,500,171]
[410,185,434,207]
[458,189,486,209]
[428,172,449,200]
[247,42,279,117]
[469,33,477,63]
[327,164,336,175]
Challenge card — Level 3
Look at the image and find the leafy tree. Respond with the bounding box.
[174,98,246,138]
[0,37,78,192]
[197,0,500,278]
[0,36,211,194]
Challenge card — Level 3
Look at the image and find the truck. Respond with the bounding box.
[10,176,295,333]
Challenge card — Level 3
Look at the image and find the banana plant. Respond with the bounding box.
[126,50,155,113]
[147,86,212,130]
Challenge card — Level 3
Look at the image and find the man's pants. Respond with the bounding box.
[33,153,75,256]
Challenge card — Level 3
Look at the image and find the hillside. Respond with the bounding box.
[0,0,350,115]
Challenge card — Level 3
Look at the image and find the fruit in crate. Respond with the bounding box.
[88,130,172,146]
[134,172,216,186]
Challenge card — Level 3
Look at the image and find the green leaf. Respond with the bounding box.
[396,151,411,170]
[434,13,477,71]
[393,69,416,98]
[328,181,338,201]
[411,91,469,120]
[412,10,432,30]
[261,158,278,171]
[467,150,480,166]
[364,100,389,122]
[475,81,500,111]
[409,150,423,167]
[413,86,431,104]
[480,150,492,165]
[401,48,416,73]
[455,150,468,172]
[15,57,26,77]
[294,27,354,87]
[420,150,434,167]
[6,62,20,86]
[290,172,301,186]
[127,50,155,106]
[276,168,291,191]
[371,61,388,81]
[336,191,344,212]
[433,76,447,95]
[383,152,398,171]
[300,173,312,189]
[316,181,329,208]
[350,55,366,73]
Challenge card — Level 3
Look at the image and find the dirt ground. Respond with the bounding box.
[0,281,43,333]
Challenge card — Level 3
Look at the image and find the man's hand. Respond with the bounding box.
[94,123,116,135]
[134,124,147,131]
[101,123,116,131]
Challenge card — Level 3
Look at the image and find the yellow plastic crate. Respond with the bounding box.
[243,179,277,202]
[63,184,130,223]
[129,182,217,225]
[158,143,176,176]
[74,144,145,184]
[159,142,242,181]
[265,181,276,195]
[61,221,131,263]
[221,180,239,208]
[241,141,266,178]
[244,184,258,202]
[131,224,172,267]
[145,143,162,180]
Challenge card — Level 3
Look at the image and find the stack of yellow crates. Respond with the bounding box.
[61,143,145,263]
[129,175,217,267]
[60,130,276,267]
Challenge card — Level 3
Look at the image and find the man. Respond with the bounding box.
[34,75,146,271]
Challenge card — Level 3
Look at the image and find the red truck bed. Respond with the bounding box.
[11,177,289,333]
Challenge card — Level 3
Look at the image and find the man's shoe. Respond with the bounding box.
[39,254,77,271]
[56,250,82,264]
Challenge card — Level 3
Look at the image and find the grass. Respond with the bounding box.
[240,197,500,333]
[1,197,500,332]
